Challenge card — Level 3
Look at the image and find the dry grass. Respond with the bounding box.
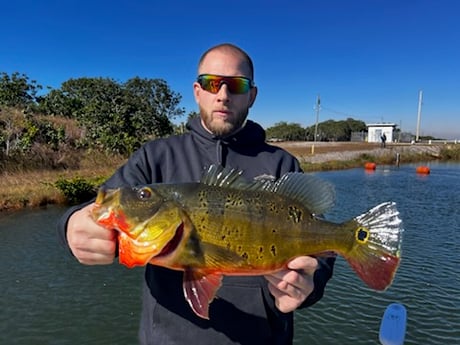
[0,152,126,212]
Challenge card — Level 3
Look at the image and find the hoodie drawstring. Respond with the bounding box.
[215,139,223,166]
[215,138,231,167]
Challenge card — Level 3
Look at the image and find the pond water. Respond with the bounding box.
[1,162,459,344]
[295,162,460,344]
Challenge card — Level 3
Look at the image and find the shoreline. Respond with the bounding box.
[275,141,445,163]
[1,141,458,214]
[274,141,456,172]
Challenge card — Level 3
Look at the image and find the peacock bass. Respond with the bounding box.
[92,165,403,319]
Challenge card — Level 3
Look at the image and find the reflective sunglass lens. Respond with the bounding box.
[197,75,252,94]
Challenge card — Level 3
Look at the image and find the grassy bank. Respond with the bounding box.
[278,142,460,171]
[0,151,126,212]
[1,143,459,213]
[301,146,457,171]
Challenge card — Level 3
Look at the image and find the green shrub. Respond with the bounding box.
[54,176,104,204]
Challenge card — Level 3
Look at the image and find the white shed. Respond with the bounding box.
[366,123,397,143]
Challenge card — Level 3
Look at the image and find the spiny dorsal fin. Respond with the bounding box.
[201,165,244,187]
[201,165,335,215]
[201,165,270,190]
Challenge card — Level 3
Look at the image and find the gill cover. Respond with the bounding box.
[93,185,185,267]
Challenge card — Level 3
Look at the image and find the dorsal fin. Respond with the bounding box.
[201,165,245,187]
[201,165,335,215]
[271,172,335,215]
[201,165,271,191]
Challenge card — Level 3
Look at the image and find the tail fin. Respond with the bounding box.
[343,202,403,291]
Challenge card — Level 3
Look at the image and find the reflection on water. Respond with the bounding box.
[1,163,459,344]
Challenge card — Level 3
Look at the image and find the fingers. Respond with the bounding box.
[67,203,118,265]
[267,268,313,295]
[265,256,319,313]
[69,232,117,265]
[266,272,311,313]
[269,256,318,288]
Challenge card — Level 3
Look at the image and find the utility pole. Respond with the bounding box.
[311,94,320,154]
[415,90,423,142]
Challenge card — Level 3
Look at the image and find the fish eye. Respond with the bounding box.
[137,187,153,200]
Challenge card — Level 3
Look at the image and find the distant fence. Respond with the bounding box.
[426,139,459,144]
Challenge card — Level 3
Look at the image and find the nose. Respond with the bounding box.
[216,83,231,102]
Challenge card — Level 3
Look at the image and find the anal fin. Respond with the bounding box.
[183,269,222,319]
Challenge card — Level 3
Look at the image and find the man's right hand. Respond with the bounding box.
[67,203,118,265]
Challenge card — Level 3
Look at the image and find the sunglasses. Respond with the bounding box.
[197,74,254,94]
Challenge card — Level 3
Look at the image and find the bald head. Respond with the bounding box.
[197,43,254,80]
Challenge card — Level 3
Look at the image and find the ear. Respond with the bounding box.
[248,86,258,108]
[193,82,201,104]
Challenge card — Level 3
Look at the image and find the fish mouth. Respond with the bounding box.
[155,222,184,258]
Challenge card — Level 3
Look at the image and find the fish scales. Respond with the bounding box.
[92,164,403,319]
[170,183,341,270]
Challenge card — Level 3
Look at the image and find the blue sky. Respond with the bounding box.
[2,0,459,138]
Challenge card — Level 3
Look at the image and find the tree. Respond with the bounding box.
[187,110,200,122]
[305,118,367,141]
[345,118,367,133]
[173,110,200,134]
[36,87,83,118]
[0,106,68,172]
[37,77,185,154]
[0,72,42,109]
[123,77,185,138]
[0,107,26,156]
[319,120,348,141]
[266,122,306,141]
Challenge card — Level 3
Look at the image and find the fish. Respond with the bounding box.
[92,165,403,319]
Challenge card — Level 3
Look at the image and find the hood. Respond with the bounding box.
[185,117,267,167]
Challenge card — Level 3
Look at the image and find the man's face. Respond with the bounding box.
[193,50,257,137]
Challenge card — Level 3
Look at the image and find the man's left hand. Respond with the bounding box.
[265,256,318,313]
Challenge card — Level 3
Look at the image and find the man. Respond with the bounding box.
[381,133,387,148]
[58,43,335,344]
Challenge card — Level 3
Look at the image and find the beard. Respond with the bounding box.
[199,106,248,137]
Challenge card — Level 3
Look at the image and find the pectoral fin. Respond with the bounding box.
[183,269,223,319]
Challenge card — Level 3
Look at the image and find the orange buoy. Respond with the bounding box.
[416,166,430,174]
[364,162,376,170]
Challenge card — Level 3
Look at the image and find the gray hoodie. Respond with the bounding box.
[57,117,334,344]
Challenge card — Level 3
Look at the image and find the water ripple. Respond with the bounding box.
[295,164,460,345]
[2,163,460,345]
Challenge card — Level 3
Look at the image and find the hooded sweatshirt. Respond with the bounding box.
[57,117,334,345]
